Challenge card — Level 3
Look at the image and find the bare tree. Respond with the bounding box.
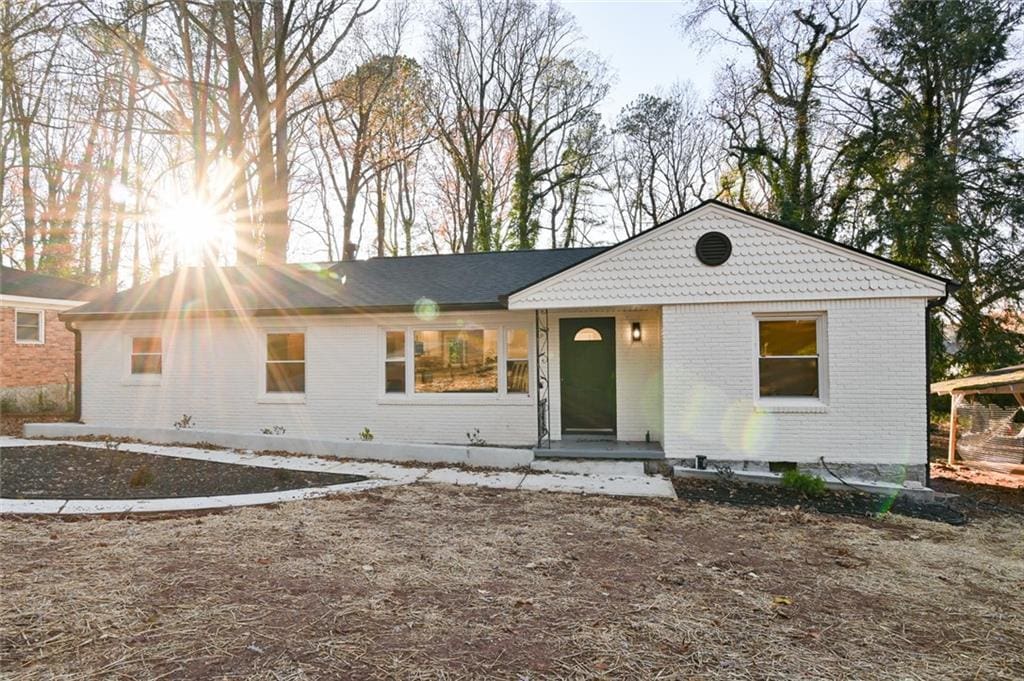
[424,0,528,252]
[506,2,608,249]
[606,85,723,238]
[683,0,867,237]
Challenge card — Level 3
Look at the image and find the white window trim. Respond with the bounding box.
[259,329,307,404]
[14,308,44,345]
[752,312,829,412]
[378,324,534,405]
[122,334,163,386]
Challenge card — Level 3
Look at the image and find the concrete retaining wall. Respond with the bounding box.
[21,423,534,470]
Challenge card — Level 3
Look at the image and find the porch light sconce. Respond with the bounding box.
[631,321,642,343]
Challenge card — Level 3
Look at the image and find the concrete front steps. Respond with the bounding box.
[672,466,935,502]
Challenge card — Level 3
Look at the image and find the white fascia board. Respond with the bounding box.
[0,294,89,310]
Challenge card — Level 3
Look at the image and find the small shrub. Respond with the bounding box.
[0,396,16,414]
[173,414,194,430]
[359,427,374,441]
[129,466,154,488]
[261,425,287,435]
[466,428,487,446]
[103,439,121,451]
[713,463,735,481]
[780,469,826,497]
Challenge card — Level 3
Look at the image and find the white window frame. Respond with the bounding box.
[123,334,163,385]
[14,308,44,345]
[259,329,306,403]
[379,324,534,404]
[753,312,829,412]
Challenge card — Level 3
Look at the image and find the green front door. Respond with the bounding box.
[559,317,616,434]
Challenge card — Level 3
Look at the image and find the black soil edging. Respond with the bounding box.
[672,476,969,525]
[1,445,366,500]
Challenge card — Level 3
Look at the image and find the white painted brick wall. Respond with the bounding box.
[79,307,666,448]
[80,311,540,446]
[661,298,928,466]
[510,204,946,309]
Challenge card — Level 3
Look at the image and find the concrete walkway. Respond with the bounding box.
[0,438,676,515]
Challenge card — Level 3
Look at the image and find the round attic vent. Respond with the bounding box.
[695,231,732,266]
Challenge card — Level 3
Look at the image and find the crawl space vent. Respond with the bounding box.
[695,231,732,266]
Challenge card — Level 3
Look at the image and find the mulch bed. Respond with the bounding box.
[0,445,366,500]
[672,475,971,525]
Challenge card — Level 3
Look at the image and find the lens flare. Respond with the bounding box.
[414,297,439,320]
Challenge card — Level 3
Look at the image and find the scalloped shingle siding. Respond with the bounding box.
[510,205,944,309]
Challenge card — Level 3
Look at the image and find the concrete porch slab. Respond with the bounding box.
[534,439,664,460]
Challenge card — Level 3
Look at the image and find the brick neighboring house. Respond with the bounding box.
[0,266,96,413]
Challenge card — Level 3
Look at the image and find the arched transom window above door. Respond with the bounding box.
[573,327,603,342]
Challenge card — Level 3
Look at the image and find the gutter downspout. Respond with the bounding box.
[64,320,82,422]
[925,281,959,487]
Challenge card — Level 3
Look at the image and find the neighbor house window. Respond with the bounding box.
[130,337,162,374]
[15,310,43,344]
[757,317,822,398]
[266,332,305,393]
[414,329,497,393]
[506,328,529,394]
[385,330,406,393]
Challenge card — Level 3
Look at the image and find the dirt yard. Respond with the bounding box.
[2,484,1022,680]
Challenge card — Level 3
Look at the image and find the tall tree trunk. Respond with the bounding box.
[375,171,386,257]
[109,5,146,283]
[221,4,255,264]
[16,116,35,270]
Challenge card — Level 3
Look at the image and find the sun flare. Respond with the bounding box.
[156,193,233,265]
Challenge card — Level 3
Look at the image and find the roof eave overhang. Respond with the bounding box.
[60,300,509,323]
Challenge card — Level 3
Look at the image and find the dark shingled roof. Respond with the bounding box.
[1,265,96,301]
[60,248,606,320]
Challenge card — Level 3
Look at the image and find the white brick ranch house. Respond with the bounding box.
[58,201,955,482]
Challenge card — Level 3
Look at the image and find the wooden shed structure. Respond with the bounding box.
[932,365,1024,472]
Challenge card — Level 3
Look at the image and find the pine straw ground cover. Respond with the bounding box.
[2,486,1022,680]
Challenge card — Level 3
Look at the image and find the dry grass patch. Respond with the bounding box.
[3,485,1023,679]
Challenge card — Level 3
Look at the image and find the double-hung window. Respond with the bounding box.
[130,337,162,375]
[265,332,305,394]
[384,325,530,398]
[15,310,43,344]
[756,316,825,400]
